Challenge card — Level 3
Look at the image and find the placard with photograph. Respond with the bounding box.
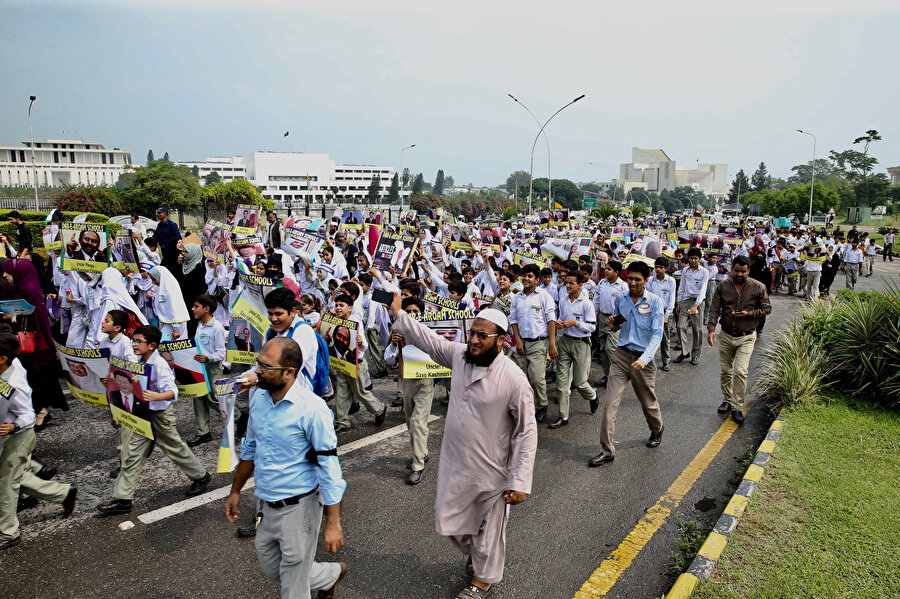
[157,338,211,399]
[56,342,111,408]
[226,318,263,364]
[213,377,241,473]
[317,313,360,378]
[372,230,419,276]
[107,357,154,440]
[202,219,234,263]
[234,205,261,236]
[60,222,110,273]
[111,231,140,273]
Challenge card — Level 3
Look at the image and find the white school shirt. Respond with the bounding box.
[508,287,556,339]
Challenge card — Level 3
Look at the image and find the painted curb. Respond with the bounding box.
[664,411,785,599]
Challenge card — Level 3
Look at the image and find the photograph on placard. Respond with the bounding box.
[60,223,110,273]
[107,358,154,440]
[56,343,111,408]
[317,313,359,378]
[234,205,261,235]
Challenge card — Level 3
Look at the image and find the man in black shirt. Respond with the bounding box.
[6,211,32,257]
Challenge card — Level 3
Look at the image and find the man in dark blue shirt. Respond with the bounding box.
[154,207,182,267]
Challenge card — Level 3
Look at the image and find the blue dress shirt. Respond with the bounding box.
[612,290,664,365]
[241,380,346,505]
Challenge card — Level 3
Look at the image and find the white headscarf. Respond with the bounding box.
[100,268,148,325]
[148,265,189,323]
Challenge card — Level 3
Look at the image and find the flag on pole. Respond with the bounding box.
[283,131,290,137]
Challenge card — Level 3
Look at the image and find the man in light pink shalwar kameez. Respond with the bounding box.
[390,299,537,599]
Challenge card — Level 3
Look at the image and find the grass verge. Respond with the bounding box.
[692,396,900,598]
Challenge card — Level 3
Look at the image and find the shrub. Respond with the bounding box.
[53,185,124,215]
[759,308,832,408]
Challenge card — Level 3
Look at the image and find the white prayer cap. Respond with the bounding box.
[475,308,509,334]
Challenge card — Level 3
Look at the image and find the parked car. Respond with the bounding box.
[109,215,157,238]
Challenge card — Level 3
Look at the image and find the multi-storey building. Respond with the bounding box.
[0,139,132,188]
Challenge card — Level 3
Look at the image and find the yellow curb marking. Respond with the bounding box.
[770,419,784,431]
[698,531,729,561]
[723,494,750,517]
[758,439,776,454]
[667,573,698,599]
[743,464,764,482]
[573,419,739,598]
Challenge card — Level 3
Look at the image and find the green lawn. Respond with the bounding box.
[693,397,900,599]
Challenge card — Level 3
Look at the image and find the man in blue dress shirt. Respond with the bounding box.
[589,261,666,467]
[225,337,348,599]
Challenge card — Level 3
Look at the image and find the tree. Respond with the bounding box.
[751,162,770,191]
[387,173,400,204]
[162,152,170,162]
[434,170,445,195]
[146,149,155,165]
[366,173,381,204]
[630,204,647,219]
[401,168,411,189]
[204,171,222,185]
[787,158,840,185]
[592,202,617,220]
[200,178,273,220]
[505,170,532,194]
[445,175,454,189]
[411,173,424,196]
[53,185,125,215]
[830,129,882,206]
[190,165,199,177]
[728,169,750,203]
[115,160,202,215]
[581,182,603,194]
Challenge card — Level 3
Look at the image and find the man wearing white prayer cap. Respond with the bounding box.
[388,295,537,598]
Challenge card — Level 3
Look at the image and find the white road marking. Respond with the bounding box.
[134,415,442,526]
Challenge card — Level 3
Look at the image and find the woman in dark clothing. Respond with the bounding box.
[1,257,68,425]
[748,241,772,335]
[819,245,841,297]
[175,242,208,338]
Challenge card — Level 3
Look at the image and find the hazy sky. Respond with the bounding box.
[3,0,899,187]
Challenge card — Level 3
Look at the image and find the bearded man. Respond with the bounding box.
[389,294,537,599]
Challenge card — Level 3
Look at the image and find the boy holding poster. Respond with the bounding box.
[98,325,211,516]
[384,296,434,485]
[326,295,387,433]
[188,294,246,447]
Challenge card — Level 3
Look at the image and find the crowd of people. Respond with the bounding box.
[0,204,889,598]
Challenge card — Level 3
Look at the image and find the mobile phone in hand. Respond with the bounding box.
[612,314,627,326]
[372,289,394,306]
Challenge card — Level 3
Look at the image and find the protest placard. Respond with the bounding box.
[202,219,234,263]
[317,313,359,378]
[111,231,140,273]
[60,222,110,273]
[372,230,418,276]
[213,377,241,473]
[234,205,261,235]
[281,227,324,262]
[107,357,154,440]
[157,339,211,399]
[56,343,111,407]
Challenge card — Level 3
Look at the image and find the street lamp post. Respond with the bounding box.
[509,94,585,215]
[399,143,415,217]
[797,129,816,224]
[587,161,618,205]
[27,96,39,211]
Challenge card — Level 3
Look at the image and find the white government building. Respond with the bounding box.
[177,151,407,204]
[0,139,132,188]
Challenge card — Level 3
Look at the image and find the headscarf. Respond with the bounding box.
[182,243,203,275]
[100,268,148,326]
[2,258,55,367]
[148,265,190,323]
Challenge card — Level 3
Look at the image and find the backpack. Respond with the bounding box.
[265,319,330,397]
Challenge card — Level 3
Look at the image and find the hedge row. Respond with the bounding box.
[0,210,110,223]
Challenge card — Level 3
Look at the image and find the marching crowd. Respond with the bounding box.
[0,205,890,598]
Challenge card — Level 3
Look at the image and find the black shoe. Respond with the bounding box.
[186,472,211,497]
[391,397,403,407]
[373,369,388,379]
[62,487,78,517]
[236,525,257,538]
[374,407,387,426]
[364,383,373,391]
[406,455,430,470]
[17,495,38,512]
[406,469,424,485]
[348,401,361,415]
[590,393,600,414]
[661,362,670,372]
[548,417,568,429]
[97,498,133,516]
[598,376,608,387]
[535,407,547,423]
[334,423,352,434]
[647,426,664,448]
[0,536,21,551]
[690,357,699,366]
[109,465,121,479]
[36,465,57,480]
[732,410,745,425]
[718,401,731,413]
[318,562,348,599]
[673,354,690,363]
[546,372,557,383]
[588,453,615,467]
[235,412,249,438]
[187,433,213,447]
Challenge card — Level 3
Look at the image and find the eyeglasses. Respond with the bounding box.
[468,329,500,341]
[255,359,290,372]
[131,339,148,345]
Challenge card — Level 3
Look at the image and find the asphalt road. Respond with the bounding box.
[7,259,896,599]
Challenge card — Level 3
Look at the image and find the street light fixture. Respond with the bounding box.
[797,129,816,225]
[399,143,415,215]
[509,93,585,215]
[27,96,39,211]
